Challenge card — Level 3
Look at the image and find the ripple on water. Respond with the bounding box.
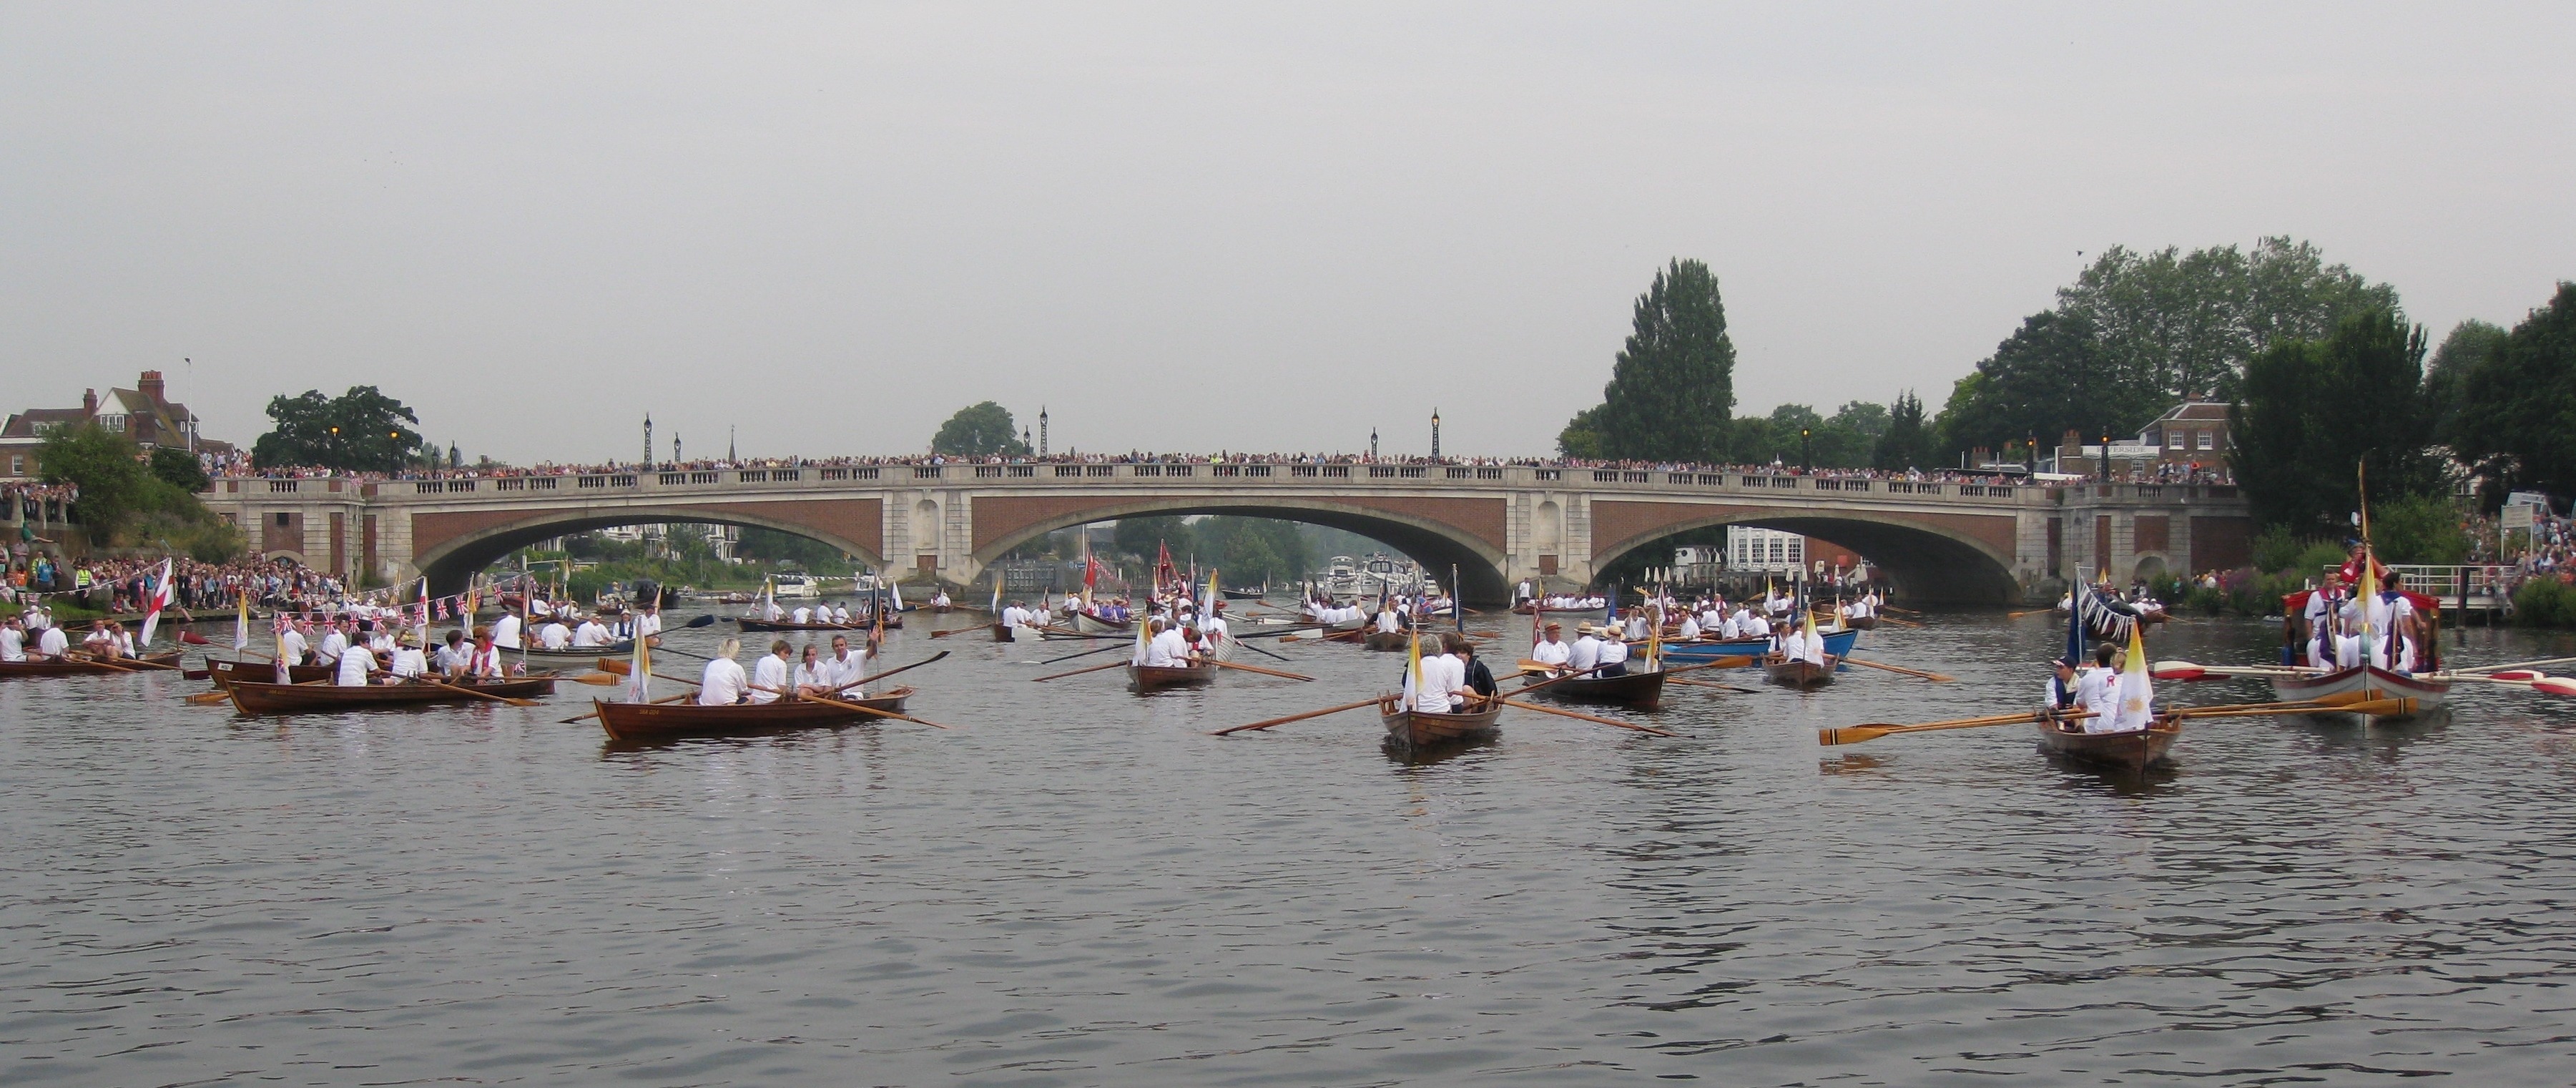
[1,616,2573,1084]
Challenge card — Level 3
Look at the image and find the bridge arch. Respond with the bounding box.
[1591,511,2021,602]
[413,506,884,595]
[971,496,1510,603]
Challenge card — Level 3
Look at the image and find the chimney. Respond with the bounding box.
[138,370,165,404]
[82,388,97,414]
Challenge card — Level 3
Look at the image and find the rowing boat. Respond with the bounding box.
[1764,654,1837,690]
[225,675,559,715]
[1362,631,1409,652]
[734,614,900,632]
[990,622,1043,642]
[1665,627,1859,663]
[517,641,636,660]
[1843,614,1879,631]
[1380,693,1503,748]
[592,687,915,741]
[1126,662,1214,692]
[0,651,184,678]
[1073,612,1134,635]
[1221,588,1267,600]
[2268,665,2449,717]
[2035,712,2179,771]
[1519,667,1664,710]
[205,657,332,686]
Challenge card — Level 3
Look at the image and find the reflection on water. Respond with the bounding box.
[3,607,2575,1084]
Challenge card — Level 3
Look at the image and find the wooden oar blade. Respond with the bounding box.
[567,672,621,685]
[595,657,632,675]
[1817,725,1894,746]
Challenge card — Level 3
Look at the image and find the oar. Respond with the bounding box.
[1820,710,2073,746]
[2178,697,2416,719]
[2151,659,2326,680]
[1499,697,1678,737]
[2449,655,2576,675]
[1040,641,1130,665]
[559,690,692,724]
[419,677,543,707]
[747,684,952,729]
[1839,657,1955,683]
[1209,658,1314,682]
[564,672,621,686]
[2005,608,2055,619]
[1232,638,1296,664]
[1210,696,1385,735]
[682,614,717,629]
[827,650,949,695]
[1667,676,1756,694]
[1031,660,1130,682]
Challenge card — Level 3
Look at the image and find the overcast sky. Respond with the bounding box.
[6,4,2570,464]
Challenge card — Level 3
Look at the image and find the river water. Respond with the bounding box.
[6,607,2575,1086]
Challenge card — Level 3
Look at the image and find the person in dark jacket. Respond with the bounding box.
[1447,632,1498,700]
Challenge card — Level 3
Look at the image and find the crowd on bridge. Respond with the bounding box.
[206,451,2075,489]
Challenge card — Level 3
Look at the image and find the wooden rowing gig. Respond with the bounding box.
[225,675,559,715]
[1519,667,1664,710]
[1764,654,1837,690]
[2035,712,2179,772]
[204,657,333,686]
[1126,662,1215,692]
[1362,631,1410,652]
[0,651,184,678]
[1380,694,1503,748]
[593,687,915,741]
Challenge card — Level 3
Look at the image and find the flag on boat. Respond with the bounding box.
[2109,621,2154,732]
[628,620,652,702]
[234,590,252,652]
[1402,627,1424,710]
[414,577,431,654]
[137,557,174,650]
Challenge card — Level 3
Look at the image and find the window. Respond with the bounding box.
[274,512,291,526]
[2168,431,2185,449]
[99,414,127,432]
[2197,431,2214,450]
[7,454,20,476]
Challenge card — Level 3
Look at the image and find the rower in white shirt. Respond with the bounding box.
[747,639,792,704]
[792,645,833,696]
[315,623,349,666]
[1144,620,1191,668]
[491,611,523,651]
[824,634,867,698]
[1566,628,1603,675]
[36,623,69,659]
[699,639,750,705]
[792,605,813,625]
[538,619,572,650]
[634,607,662,641]
[0,617,26,662]
[571,617,614,647]
[1596,632,1631,677]
[1530,622,1572,674]
[335,643,380,686]
[389,632,428,679]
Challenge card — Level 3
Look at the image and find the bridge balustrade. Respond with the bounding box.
[269,480,299,493]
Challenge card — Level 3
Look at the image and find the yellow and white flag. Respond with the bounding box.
[2109,622,2155,732]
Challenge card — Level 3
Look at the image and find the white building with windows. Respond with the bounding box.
[1727,528,1806,575]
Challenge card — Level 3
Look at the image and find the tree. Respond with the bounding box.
[40,423,153,535]
[1566,259,1736,462]
[2452,284,2576,504]
[1112,516,1191,564]
[2423,318,2506,453]
[1935,310,2132,458]
[148,446,209,492]
[930,401,1031,457]
[1191,516,1313,587]
[735,526,848,569]
[2229,309,2440,536]
[250,386,426,472]
[1873,391,1937,471]
[2057,236,2399,403]
[1555,404,1606,459]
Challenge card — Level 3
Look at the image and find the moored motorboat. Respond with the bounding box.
[1126,662,1214,692]
[225,675,559,715]
[0,651,185,678]
[1519,667,1665,710]
[591,687,915,741]
[2268,665,2449,717]
[1380,694,1503,748]
[1764,654,1837,690]
[2035,713,2180,771]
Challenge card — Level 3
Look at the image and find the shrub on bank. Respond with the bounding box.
[2512,576,2576,629]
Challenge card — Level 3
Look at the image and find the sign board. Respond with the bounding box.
[2504,504,2535,531]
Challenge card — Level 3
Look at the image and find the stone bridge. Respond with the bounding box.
[200,463,2251,604]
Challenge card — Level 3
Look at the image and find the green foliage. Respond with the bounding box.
[1575,258,1736,462]
[2229,308,2442,536]
[250,386,426,472]
[2510,577,2576,629]
[1191,517,1312,587]
[1112,516,1191,562]
[1555,404,1606,459]
[2452,283,2576,504]
[148,447,209,492]
[2371,494,2471,565]
[930,401,1031,458]
[2424,318,2506,453]
[1873,391,1936,471]
[39,422,232,554]
[735,526,849,570]
[40,423,154,535]
[2249,525,2306,574]
[1939,237,2399,459]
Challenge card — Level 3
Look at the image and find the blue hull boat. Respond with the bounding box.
[1660,627,1859,663]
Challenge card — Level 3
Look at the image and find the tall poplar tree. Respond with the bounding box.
[1574,259,1735,462]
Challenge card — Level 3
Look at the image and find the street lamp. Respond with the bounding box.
[1800,428,1811,472]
